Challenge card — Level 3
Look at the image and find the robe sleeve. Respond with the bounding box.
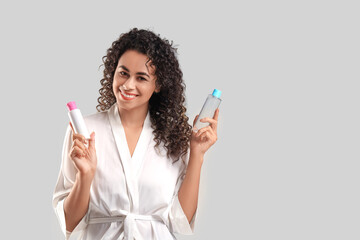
[167,150,197,235]
[52,125,89,239]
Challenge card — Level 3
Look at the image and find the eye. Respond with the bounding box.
[118,71,128,77]
[138,77,147,81]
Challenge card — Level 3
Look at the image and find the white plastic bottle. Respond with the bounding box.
[193,89,222,132]
[67,101,90,139]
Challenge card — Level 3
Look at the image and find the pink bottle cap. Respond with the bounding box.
[66,101,77,111]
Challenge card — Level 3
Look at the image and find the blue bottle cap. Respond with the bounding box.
[212,89,222,98]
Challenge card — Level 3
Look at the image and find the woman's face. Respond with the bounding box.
[113,50,159,112]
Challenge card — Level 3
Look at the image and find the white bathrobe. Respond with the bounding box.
[52,103,196,240]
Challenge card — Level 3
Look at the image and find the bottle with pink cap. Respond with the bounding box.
[67,101,90,139]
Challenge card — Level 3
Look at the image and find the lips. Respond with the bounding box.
[122,91,138,96]
[120,90,138,100]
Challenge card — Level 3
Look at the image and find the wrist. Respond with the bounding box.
[189,149,205,166]
[190,146,205,158]
[76,170,95,183]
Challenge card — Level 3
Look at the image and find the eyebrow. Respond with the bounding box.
[118,65,150,78]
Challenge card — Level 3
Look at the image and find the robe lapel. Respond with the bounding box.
[108,103,153,213]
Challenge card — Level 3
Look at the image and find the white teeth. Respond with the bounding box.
[121,92,137,98]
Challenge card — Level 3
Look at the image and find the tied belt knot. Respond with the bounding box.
[87,211,163,240]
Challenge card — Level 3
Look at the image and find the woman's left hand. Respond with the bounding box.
[190,108,219,156]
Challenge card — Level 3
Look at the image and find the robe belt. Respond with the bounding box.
[87,212,163,240]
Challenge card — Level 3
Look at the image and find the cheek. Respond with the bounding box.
[112,79,120,90]
[140,85,154,96]
[112,83,120,97]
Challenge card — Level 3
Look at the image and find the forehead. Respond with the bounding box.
[118,50,155,74]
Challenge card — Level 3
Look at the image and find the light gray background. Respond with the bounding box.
[1,0,359,239]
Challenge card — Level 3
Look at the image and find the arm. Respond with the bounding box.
[178,151,204,222]
[64,123,97,232]
[63,172,94,232]
[178,108,219,223]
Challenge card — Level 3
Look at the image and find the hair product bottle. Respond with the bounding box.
[67,101,90,139]
[193,89,222,132]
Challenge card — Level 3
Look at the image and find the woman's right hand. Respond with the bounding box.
[69,122,97,178]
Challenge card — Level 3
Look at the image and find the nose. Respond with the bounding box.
[122,76,136,90]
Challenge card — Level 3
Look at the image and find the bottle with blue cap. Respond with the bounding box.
[193,89,222,132]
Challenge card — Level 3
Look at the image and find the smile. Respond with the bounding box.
[120,91,138,100]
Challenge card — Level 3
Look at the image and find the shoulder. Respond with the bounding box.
[84,110,108,123]
[83,109,111,130]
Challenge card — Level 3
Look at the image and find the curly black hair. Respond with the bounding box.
[96,28,192,162]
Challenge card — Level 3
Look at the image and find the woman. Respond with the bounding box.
[53,28,219,240]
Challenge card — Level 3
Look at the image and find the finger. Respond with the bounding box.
[73,139,87,152]
[69,122,86,143]
[200,117,218,131]
[72,133,87,145]
[213,108,219,121]
[195,125,212,137]
[195,122,216,135]
[71,146,85,159]
[82,147,90,159]
[88,132,96,151]
[199,117,217,124]
[84,147,91,157]
[74,139,86,152]
[201,130,215,143]
[198,130,210,142]
[200,109,219,127]
[70,122,75,141]
[193,115,199,126]
[69,123,88,144]
[69,122,75,133]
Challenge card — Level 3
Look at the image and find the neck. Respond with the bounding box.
[117,104,148,129]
